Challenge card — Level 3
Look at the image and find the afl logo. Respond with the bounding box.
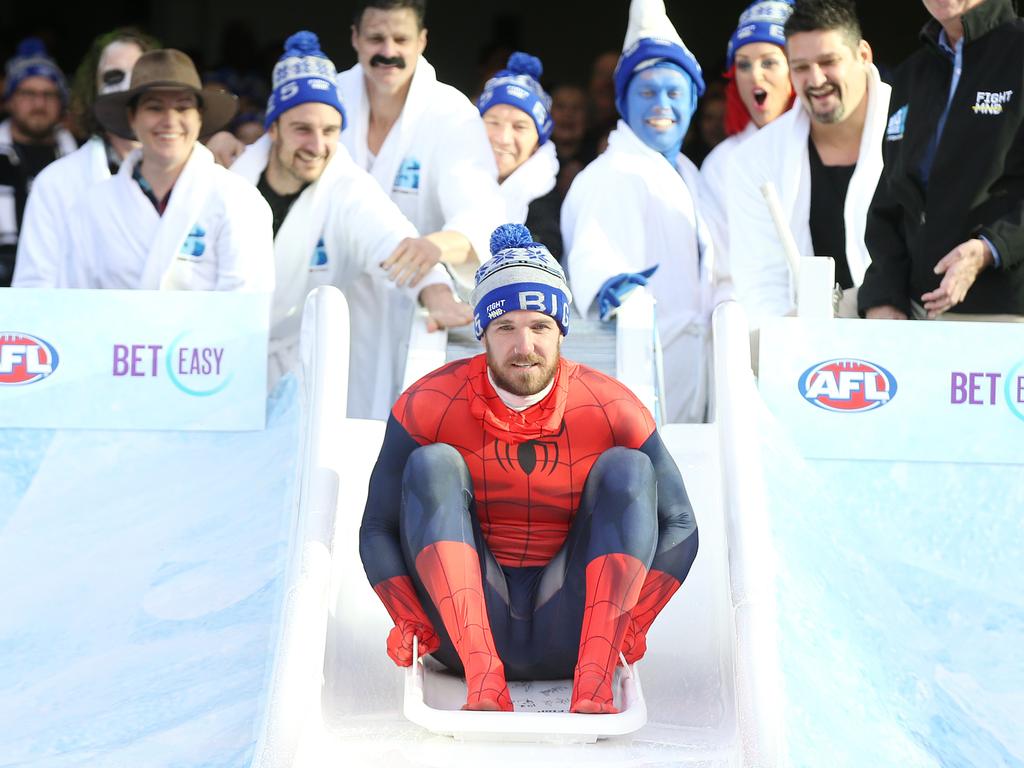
[799,358,896,413]
[0,333,60,385]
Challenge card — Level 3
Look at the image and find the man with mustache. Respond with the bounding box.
[0,38,77,286]
[859,0,1024,321]
[336,0,505,415]
[360,223,698,714]
[230,32,469,412]
[725,0,891,330]
[562,0,728,424]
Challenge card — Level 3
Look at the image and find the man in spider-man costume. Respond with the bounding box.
[360,223,698,714]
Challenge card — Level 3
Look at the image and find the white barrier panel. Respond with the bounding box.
[759,317,1024,464]
[0,289,270,430]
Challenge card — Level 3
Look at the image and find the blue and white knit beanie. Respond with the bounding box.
[472,224,572,339]
[4,37,68,104]
[477,52,553,145]
[264,31,346,129]
[726,1,795,68]
[614,0,705,120]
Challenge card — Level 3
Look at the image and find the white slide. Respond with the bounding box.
[249,287,782,767]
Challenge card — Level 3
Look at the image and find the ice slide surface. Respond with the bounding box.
[2,288,1021,766]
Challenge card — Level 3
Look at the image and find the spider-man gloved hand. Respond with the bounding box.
[373,575,440,666]
[620,569,682,665]
[596,266,658,322]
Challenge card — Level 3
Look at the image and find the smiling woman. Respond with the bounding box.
[61,49,275,293]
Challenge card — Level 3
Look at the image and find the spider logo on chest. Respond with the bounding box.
[493,423,565,476]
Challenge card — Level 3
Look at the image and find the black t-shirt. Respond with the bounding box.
[14,142,60,181]
[808,138,855,290]
[256,171,308,237]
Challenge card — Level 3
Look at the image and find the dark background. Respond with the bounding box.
[2,2,935,98]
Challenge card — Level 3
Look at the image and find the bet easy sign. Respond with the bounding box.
[0,290,269,431]
[758,318,1024,464]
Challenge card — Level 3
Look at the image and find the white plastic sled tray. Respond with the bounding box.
[403,641,648,744]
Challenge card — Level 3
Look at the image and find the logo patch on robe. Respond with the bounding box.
[310,237,328,271]
[886,105,907,142]
[180,225,206,259]
[393,157,420,193]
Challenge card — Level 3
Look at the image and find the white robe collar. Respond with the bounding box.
[499,140,558,223]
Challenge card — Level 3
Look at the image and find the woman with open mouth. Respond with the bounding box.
[699,1,795,259]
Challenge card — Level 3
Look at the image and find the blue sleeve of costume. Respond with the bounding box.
[596,265,659,321]
[638,429,699,584]
[359,414,420,587]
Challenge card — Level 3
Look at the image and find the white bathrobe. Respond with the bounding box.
[64,143,274,292]
[14,136,111,287]
[725,65,891,328]
[232,134,452,418]
[562,121,723,424]
[498,140,558,224]
[698,122,756,265]
[336,55,505,419]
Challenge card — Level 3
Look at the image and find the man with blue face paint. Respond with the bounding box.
[562,0,730,423]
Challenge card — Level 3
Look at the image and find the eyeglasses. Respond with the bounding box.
[14,87,61,102]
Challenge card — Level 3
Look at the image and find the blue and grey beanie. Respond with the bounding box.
[264,31,346,129]
[477,52,553,145]
[4,37,68,104]
[726,1,795,68]
[472,224,572,339]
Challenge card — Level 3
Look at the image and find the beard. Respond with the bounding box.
[804,81,846,124]
[487,347,560,397]
[12,111,60,142]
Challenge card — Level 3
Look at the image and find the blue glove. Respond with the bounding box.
[596,266,659,322]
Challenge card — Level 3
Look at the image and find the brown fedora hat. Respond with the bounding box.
[94,49,238,140]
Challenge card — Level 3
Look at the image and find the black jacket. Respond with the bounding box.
[859,0,1024,315]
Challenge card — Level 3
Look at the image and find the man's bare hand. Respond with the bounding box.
[205,131,245,168]
[865,305,909,320]
[920,238,993,318]
[383,237,443,288]
[418,283,472,331]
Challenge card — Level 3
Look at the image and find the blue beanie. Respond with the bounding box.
[264,31,346,130]
[471,224,572,339]
[477,52,553,145]
[614,38,706,121]
[3,37,68,105]
[726,1,795,68]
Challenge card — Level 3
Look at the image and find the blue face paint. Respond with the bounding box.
[625,63,696,162]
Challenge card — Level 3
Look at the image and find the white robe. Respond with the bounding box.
[14,136,110,287]
[336,55,505,419]
[725,65,891,328]
[499,140,558,224]
[562,121,723,424]
[698,122,756,265]
[231,134,452,418]
[64,143,274,292]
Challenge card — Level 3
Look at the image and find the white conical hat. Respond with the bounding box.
[622,0,685,53]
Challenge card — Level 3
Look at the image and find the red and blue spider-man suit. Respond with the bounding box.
[359,353,698,713]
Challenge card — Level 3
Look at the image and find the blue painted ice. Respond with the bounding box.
[760,408,1024,767]
[0,377,301,768]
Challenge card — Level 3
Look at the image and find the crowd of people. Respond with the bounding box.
[2,0,1021,714]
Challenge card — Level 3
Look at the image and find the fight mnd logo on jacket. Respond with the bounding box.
[972,90,1013,115]
[393,157,420,193]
